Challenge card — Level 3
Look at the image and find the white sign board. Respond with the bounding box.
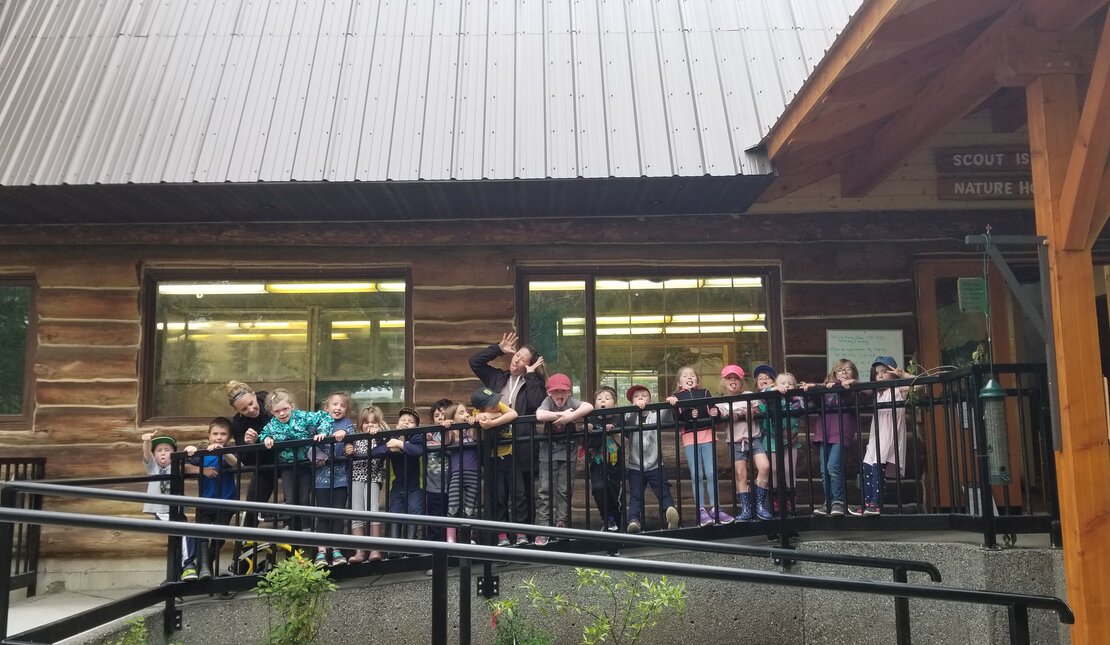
[825,329,905,375]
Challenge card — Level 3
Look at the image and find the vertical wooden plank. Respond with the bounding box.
[1027,74,1110,645]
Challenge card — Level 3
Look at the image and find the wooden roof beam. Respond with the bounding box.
[870,0,1009,46]
[1060,8,1110,249]
[763,0,905,160]
[1028,0,1108,31]
[1087,159,1110,246]
[840,14,1094,197]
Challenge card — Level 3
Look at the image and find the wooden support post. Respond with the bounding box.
[1027,74,1110,645]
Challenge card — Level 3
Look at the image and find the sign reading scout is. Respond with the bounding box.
[935,146,1032,201]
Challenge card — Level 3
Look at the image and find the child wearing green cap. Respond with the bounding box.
[141,432,197,580]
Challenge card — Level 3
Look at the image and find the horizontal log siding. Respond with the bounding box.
[0,210,1035,556]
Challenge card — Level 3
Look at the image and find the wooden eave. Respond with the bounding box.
[759,0,1107,201]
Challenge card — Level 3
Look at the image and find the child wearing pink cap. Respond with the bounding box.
[533,373,594,545]
[717,365,772,522]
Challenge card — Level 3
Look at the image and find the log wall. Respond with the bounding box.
[0,210,1038,557]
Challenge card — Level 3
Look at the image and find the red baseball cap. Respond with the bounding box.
[626,384,651,401]
[720,365,745,379]
[546,373,572,392]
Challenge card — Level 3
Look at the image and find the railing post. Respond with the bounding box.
[164,456,185,637]
[893,566,911,645]
[0,484,17,640]
[1007,604,1030,645]
[431,550,449,644]
[459,523,472,645]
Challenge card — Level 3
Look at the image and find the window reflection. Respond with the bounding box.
[152,280,406,418]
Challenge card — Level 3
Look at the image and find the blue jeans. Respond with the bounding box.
[816,442,845,505]
[683,442,717,510]
[627,467,675,526]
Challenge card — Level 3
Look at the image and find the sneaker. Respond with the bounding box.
[627,518,642,533]
[846,505,865,517]
[180,567,198,582]
[515,533,530,546]
[331,550,347,566]
[497,533,511,547]
[606,516,619,532]
[712,507,735,525]
[830,501,846,517]
[534,536,550,546]
[813,505,829,517]
[698,507,713,528]
[665,506,680,529]
[863,505,881,517]
[314,551,328,565]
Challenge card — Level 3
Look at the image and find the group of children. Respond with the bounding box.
[142,355,917,578]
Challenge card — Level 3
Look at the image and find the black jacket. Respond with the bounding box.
[230,391,271,466]
[469,343,547,463]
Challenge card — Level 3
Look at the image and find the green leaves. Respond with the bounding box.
[255,550,337,645]
[492,568,687,645]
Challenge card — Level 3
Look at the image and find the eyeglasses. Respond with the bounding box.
[834,367,854,374]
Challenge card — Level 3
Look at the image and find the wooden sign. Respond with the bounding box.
[935,147,1030,174]
[937,176,1033,200]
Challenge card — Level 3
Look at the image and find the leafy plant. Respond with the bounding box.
[255,550,337,645]
[108,617,183,645]
[488,597,555,645]
[491,568,686,645]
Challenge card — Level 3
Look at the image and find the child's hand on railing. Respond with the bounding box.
[665,395,678,406]
[344,444,355,456]
[183,445,198,456]
[332,429,347,442]
[312,433,328,442]
[263,437,275,449]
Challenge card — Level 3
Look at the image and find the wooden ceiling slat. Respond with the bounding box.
[1029,0,1109,30]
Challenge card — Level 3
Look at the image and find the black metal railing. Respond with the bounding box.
[0,482,1073,645]
[0,458,45,595]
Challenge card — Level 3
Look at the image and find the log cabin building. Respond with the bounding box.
[2,0,1109,639]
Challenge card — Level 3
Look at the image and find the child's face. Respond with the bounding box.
[208,426,230,447]
[776,374,797,389]
[594,390,616,409]
[875,365,896,381]
[325,397,348,420]
[152,443,174,467]
[432,407,447,424]
[834,363,856,380]
[362,418,380,433]
[397,413,417,429]
[677,368,698,389]
[233,395,260,418]
[632,390,652,407]
[271,401,294,424]
[722,375,744,394]
[756,373,775,390]
[454,407,471,423]
[548,388,570,407]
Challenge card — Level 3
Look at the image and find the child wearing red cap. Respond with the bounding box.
[533,373,594,545]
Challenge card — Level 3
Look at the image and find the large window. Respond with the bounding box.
[526,273,775,400]
[148,278,407,419]
[0,283,32,419]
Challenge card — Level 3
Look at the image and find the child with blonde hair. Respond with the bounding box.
[259,388,334,531]
[346,406,389,562]
[310,392,353,566]
[440,402,484,542]
[852,356,918,516]
[716,365,772,522]
[755,368,805,515]
[667,365,733,527]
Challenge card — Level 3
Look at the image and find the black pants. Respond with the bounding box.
[494,455,532,527]
[314,486,348,536]
[588,453,624,524]
[188,508,235,567]
[425,489,448,541]
[278,464,313,531]
[242,463,276,528]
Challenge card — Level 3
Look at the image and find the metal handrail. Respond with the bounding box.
[0,503,1073,645]
[2,480,942,581]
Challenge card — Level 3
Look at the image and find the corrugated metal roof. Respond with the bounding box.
[0,0,862,187]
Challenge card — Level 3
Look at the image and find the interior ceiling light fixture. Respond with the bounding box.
[158,283,267,296]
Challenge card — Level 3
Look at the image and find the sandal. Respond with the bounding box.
[348,550,368,564]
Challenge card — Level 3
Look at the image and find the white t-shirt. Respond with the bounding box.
[143,457,171,517]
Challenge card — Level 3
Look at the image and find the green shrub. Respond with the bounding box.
[255,550,337,645]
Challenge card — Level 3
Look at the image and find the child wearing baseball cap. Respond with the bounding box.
[140,432,198,580]
[623,384,680,532]
[717,365,772,522]
[533,374,594,545]
[371,407,425,546]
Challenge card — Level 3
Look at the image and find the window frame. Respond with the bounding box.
[140,268,412,425]
[516,265,783,398]
[0,278,36,428]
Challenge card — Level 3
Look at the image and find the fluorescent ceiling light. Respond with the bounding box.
[378,282,406,292]
[331,320,373,329]
[529,281,586,291]
[266,282,376,293]
[380,320,405,328]
[331,332,350,340]
[159,283,266,295]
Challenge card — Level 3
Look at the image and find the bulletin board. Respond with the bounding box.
[825,329,905,374]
